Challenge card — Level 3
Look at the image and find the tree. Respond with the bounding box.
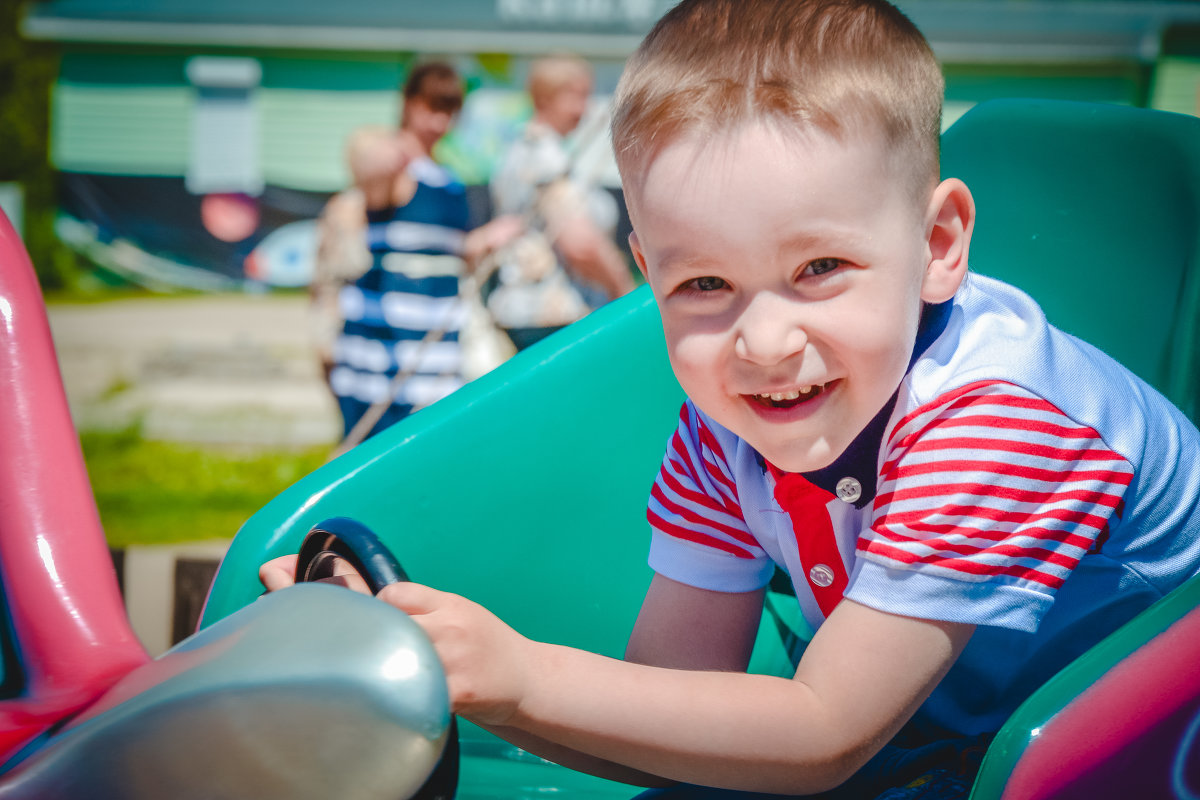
[0,1,82,290]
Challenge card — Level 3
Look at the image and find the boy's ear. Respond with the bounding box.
[920,178,975,304]
[628,231,649,281]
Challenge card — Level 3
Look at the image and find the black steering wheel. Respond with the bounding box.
[295,517,460,800]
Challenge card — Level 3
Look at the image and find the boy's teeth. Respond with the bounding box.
[759,384,821,402]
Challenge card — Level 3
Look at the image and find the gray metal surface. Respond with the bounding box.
[0,584,450,800]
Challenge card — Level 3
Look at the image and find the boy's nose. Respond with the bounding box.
[733,294,808,366]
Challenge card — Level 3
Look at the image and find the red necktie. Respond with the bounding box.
[769,467,848,618]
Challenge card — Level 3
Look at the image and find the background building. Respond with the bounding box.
[19,0,1200,288]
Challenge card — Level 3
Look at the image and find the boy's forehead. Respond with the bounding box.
[627,122,879,202]
[624,119,930,229]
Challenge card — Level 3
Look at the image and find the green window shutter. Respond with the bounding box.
[1150,57,1200,117]
[51,83,191,175]
[259,88,397,192]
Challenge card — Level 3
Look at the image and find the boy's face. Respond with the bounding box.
[629,123,956,473]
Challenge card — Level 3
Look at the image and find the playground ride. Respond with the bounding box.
[0,208,453,799]
[0,100,1196,799]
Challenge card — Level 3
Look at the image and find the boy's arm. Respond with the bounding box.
[381,577,974,795]
[473,575,766,786]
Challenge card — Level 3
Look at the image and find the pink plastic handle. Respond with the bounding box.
[0,210,147,761]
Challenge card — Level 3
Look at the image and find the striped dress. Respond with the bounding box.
[646,273,1200,736]
[329,158,471,440]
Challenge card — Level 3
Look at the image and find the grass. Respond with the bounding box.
[80,427,329,548]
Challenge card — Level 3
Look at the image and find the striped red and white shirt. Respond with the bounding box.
[646,273,1200,734]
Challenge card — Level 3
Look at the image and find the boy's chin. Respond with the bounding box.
[756,441,840,474]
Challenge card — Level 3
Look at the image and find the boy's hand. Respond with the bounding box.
[259,554,299,592]
[260,557,530,722]
[258,553,373,595]
[378,582,533,727]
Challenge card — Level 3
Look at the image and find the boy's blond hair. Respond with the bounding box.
[528,55,593,111]
[612,0,943,196]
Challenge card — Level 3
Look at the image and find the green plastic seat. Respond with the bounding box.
[202,99,1200,798]
[940,98,1200,423]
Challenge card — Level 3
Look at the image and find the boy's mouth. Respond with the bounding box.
[748,382,829,409]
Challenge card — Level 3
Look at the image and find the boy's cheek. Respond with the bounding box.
[665,332,712,370]
[666,337,730,406]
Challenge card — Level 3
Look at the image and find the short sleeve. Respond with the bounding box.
[849,381,1134,632]
[646,403,773,592]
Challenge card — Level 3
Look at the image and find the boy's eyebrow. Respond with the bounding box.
[776,228,870,254]
[648,227,874,275]
[652,250,720,275]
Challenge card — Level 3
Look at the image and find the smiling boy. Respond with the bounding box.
[262,1,1200,797]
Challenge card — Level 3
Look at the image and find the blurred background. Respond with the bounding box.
[10,0,1200,299]
[3,0,1200,650]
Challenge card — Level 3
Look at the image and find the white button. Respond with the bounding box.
[835,477,862,504]
[809,564,835,588]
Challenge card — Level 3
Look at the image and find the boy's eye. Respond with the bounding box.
[684,276,728,292]
[803,258,844,277]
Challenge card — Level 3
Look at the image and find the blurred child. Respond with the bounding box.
[487,54,635,350]
[316,63,520,447]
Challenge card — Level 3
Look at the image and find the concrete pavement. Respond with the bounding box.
[47,291,341,447]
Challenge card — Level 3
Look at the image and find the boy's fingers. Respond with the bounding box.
[377,581,443,616]
[259,554,300,592]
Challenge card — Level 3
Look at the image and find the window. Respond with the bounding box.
[185,57,263,196]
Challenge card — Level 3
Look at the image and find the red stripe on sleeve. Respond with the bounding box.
[887,380,1016,446]
[878,502,1114,533]
[867,382,1132,596]
[658,466,744,528]
[868,524,1084,569]
[880,436,1128,475]
[886,459,1133,487]
[877,482,1126,512]
[886,520,1096,551]
[859,538,1067,589]
[647,508,757,559]
[650,481,759,549]
[694,419,738,497]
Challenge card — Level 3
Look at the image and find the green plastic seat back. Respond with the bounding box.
[201,289,683,658]
[941,98,1200,422]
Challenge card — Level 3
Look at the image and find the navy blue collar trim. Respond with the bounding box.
[761,299,953,509]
